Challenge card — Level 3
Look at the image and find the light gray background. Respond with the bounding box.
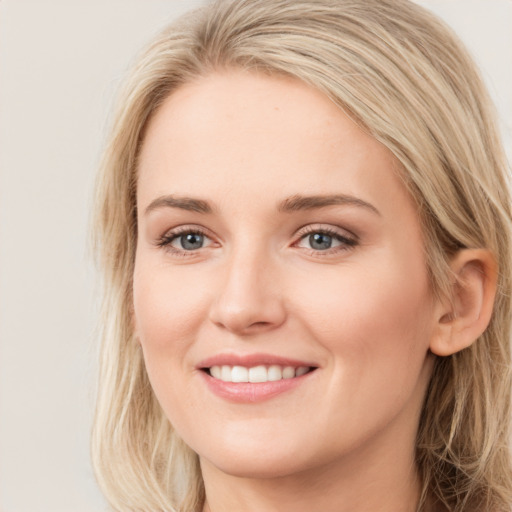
[0,1,510,511]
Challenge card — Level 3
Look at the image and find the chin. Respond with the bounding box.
[201,449,311,480]
[193,427,327,480]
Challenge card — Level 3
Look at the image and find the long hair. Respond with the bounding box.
[92,1,512,510]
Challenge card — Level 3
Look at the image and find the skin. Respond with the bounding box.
[133,70,494,512]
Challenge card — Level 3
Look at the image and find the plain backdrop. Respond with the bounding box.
[0,1,510,511]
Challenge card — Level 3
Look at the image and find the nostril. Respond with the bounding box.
[248,321,272,329]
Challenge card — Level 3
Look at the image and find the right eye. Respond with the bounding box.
[173,232,207,250]
[157,228,214,255]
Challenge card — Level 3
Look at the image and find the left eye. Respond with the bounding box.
[296,230,355,251]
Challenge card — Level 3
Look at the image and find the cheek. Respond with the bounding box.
[132,259,214,425]
[292,252,433,371]
[133,261,208,345]
[132,258,216,397]
[286,254,434,445]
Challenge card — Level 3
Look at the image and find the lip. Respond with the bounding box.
[196,352,318,403]
[197,352,317,369]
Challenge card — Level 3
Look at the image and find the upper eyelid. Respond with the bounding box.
[160,224,214,239]
[159,223,355,236]
[294,223,358,241]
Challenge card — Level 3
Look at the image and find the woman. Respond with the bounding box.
[91,0,512,510]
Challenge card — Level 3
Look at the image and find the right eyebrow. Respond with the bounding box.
[144,195,214,215]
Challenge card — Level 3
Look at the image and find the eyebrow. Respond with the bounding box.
[145,195,214,215]
[144,193,380,216]
[278,194,380,215]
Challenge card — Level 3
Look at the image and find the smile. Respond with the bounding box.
[207,364,313,383]
[197,354,319,402]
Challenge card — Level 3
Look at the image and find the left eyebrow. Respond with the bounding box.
[278,194,381,216]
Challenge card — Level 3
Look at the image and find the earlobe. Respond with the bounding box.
[430,249,497,357]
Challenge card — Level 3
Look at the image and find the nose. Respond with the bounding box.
[208,246,287,335]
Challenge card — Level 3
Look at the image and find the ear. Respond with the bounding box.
[430,249,497,357]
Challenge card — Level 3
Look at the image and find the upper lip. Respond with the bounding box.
[197,353,318,369]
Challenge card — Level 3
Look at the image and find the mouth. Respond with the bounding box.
[202,364,316,383]
[196,353,319,402]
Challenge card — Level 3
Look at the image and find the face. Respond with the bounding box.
[134,70,437,480]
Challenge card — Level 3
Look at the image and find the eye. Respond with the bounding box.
[295,226,357,253]
[306,232,337,250]
[174,232,207,251]
[157,227,214,254]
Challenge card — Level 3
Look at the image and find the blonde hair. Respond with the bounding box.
[92,1,512,510]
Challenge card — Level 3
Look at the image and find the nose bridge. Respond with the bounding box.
[209,238,285,333]
[226,241,263,293]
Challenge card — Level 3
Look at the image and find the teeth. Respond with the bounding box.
[295,366,309,377]
[231,366,249,382]
[282,366,295,379]
[221,365,231,381]
[267,365,282,381]
[210,366,222,379]
[249,365,267,383]
[209,365,311,383]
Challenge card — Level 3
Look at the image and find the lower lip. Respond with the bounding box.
[199,370,315,403]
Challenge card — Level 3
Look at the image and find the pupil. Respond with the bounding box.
[181,233,203,250]
[310,233,332,250]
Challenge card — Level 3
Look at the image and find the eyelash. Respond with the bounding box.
[294,225,358,256]
[156,225,358,257]
[156,226,212,257]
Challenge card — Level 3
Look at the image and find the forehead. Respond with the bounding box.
[137,70,413,220]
